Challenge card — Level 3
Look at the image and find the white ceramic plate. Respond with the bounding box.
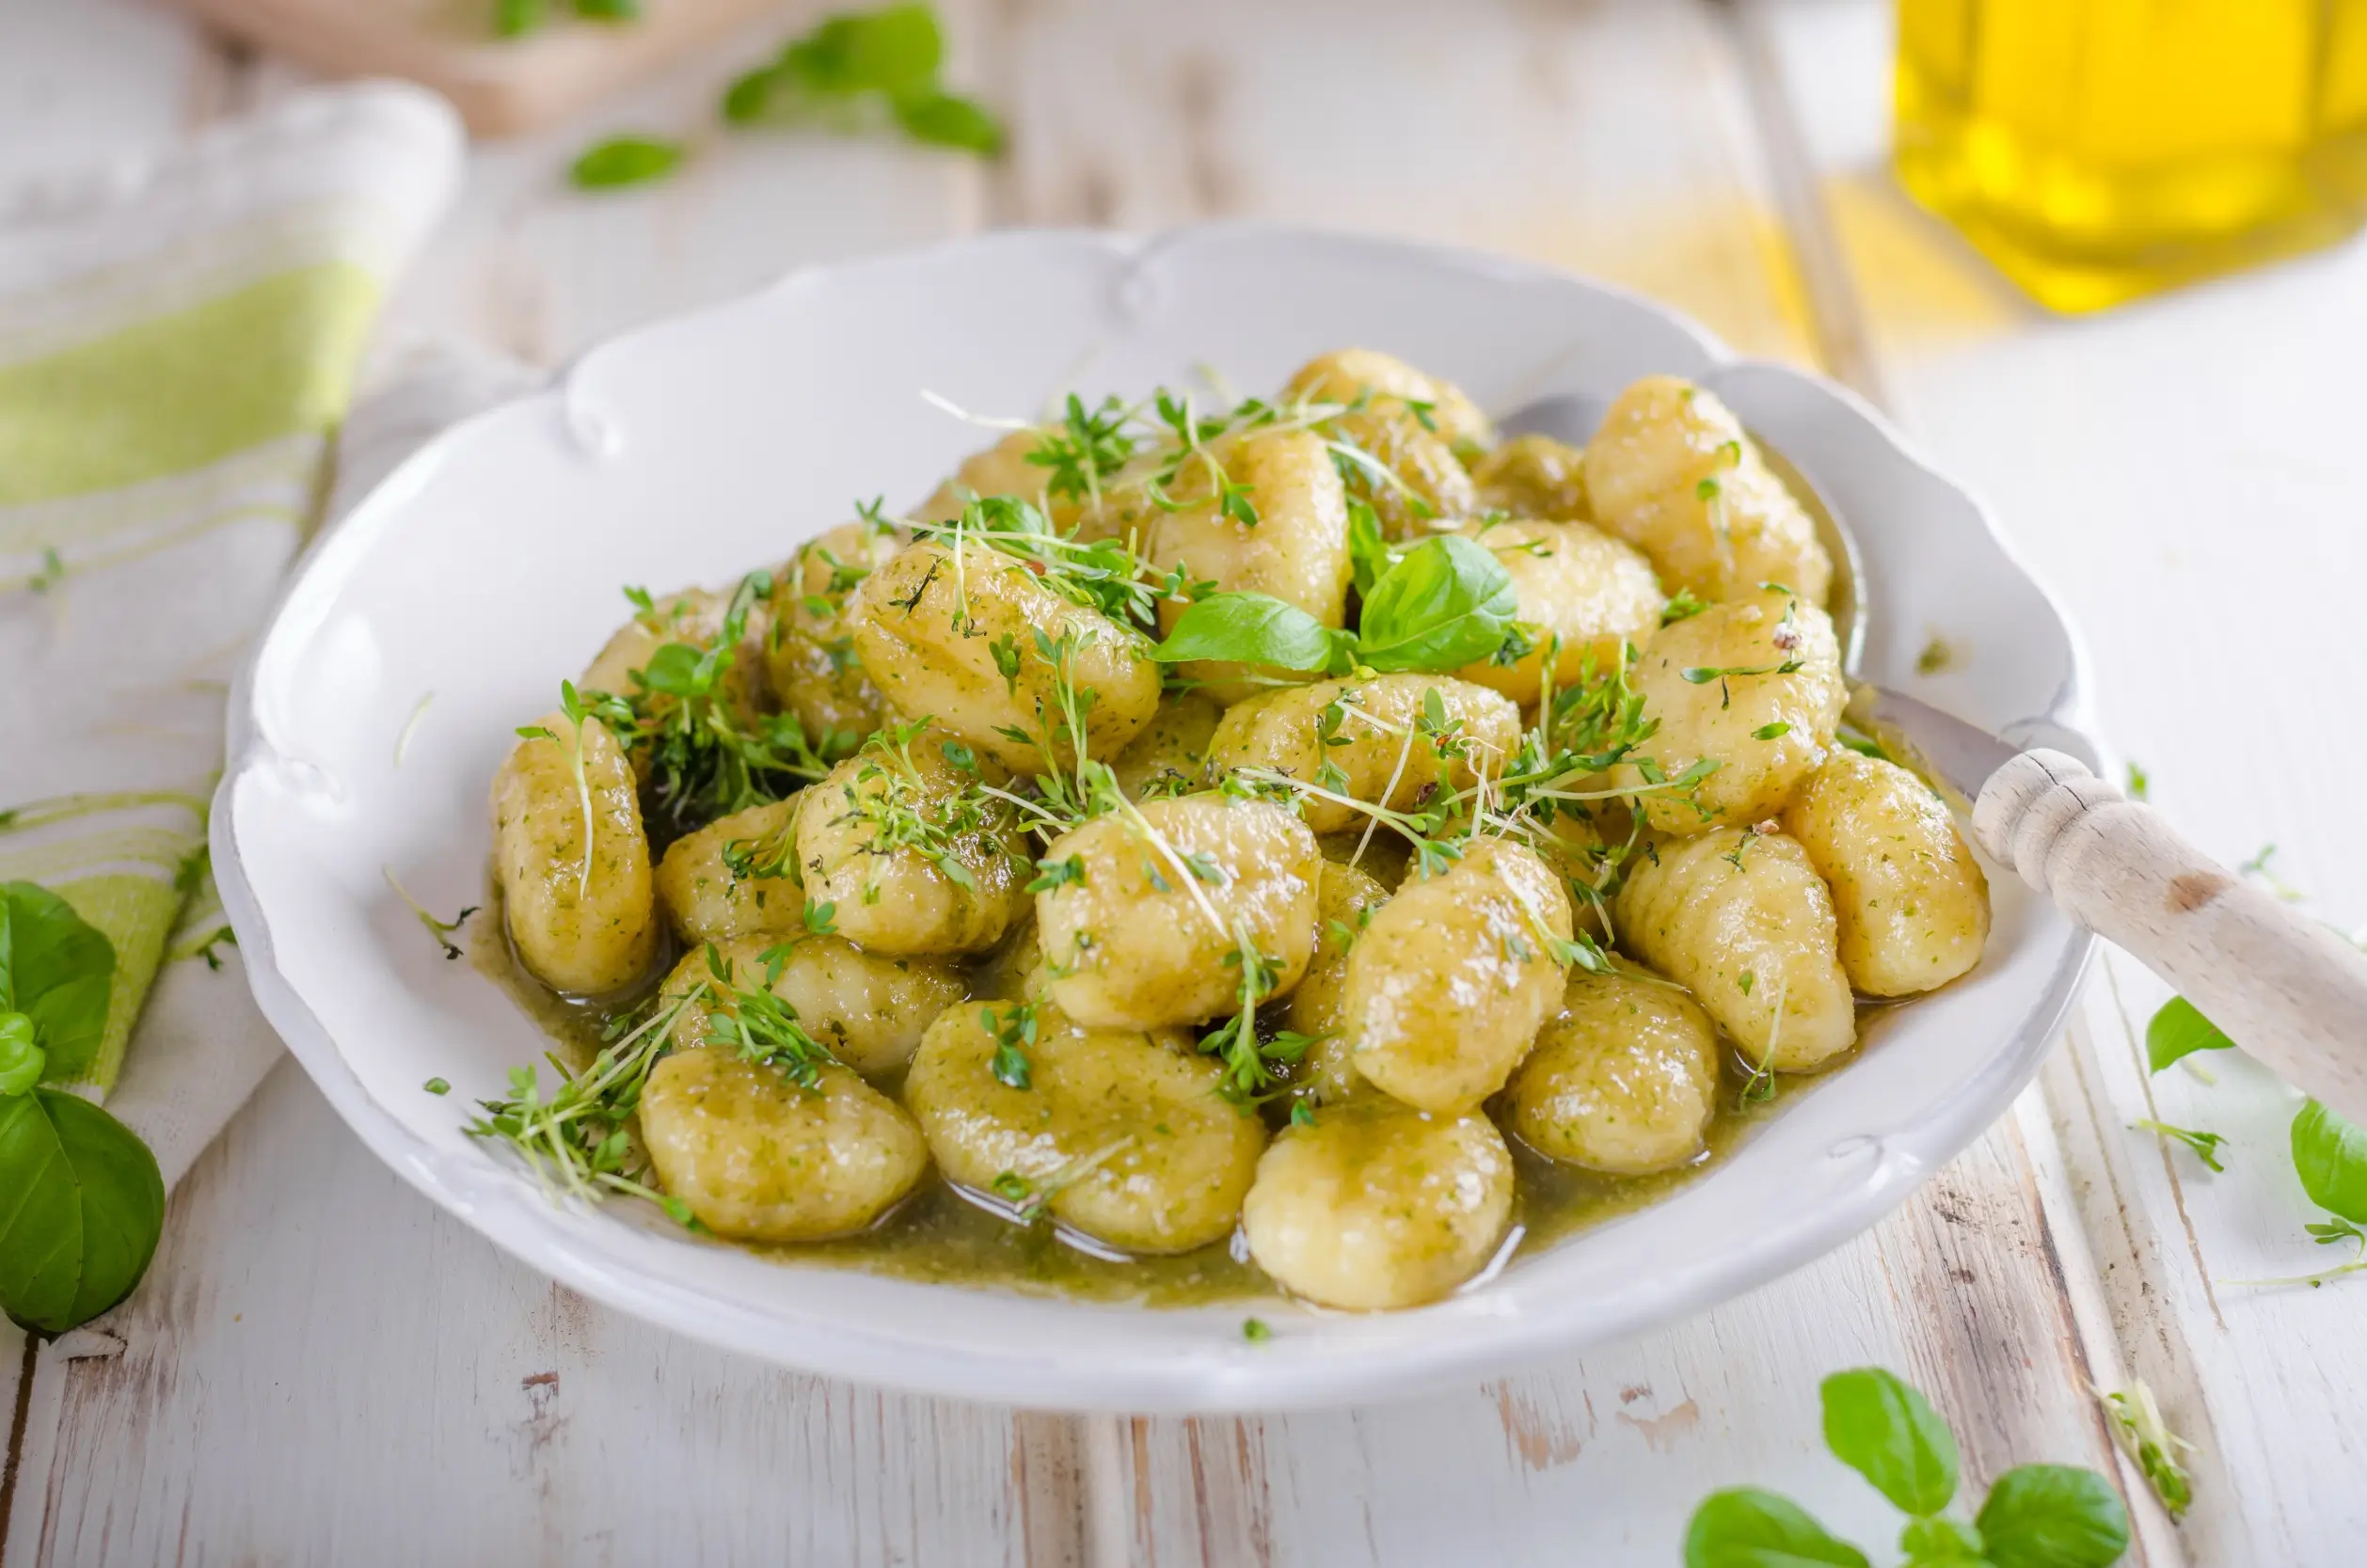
[214,225,2099,1412]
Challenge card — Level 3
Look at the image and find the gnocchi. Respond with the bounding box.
[1507,966,1721,1174]
[1614,584,1846,832]
[1207,673,1522,833]
[852,539,1162,773]
[1617,826,1856,1072]
[764,518,903,749]
[1034,793,1322,1031]
[639,1050,929,1242]
[1450,517,1662,705]
[796,730,1031,956]
[492,712,660,995]
[1782,751,1991,996]
[1280,860,1391,1107]
[653,795,805,943]
[474,348,1993,1317]
[1342,837,1574,1115]
[1470,432,1592,523]
[1242,1097,1514,1310]
[1582,375,1834,606]
[904,1002,1266,1254]
[659,935,968,1077]
[1148,426,1354,696]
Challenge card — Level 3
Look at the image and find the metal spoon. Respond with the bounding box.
[1500,392,2367,1127]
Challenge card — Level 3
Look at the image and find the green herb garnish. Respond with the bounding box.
[570,135,684,189]
[1685,1366,2130,1568]
[0,881,167,1335]
[721,5,1004,158]
[2131,1118,2227,1172]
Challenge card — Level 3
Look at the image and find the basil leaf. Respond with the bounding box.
[1151,593,1341,673]
[1897,1515,1984,1563]
[1684,1488,1869,1568]
[570,136,683,190]
[1974,1465,2130,1568]
[2292,1100,2367,1223]
[1356,534,1517,672]
[0,1087,165,1334]
[0,880,117,1083]
[892,91,1005,156]
[1819,1366,1960,1516]
[1345,497,1397,597]
[781,5,943,97]
[2145,995,2233,1072]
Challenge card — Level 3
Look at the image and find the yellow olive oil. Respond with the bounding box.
[1895,0,2367,311]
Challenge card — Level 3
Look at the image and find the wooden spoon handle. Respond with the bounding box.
[1974,750,2367,1125]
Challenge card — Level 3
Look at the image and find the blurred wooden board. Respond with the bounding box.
[160,0,814,135]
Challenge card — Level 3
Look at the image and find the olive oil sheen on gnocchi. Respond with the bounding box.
[470,350,1990,1314]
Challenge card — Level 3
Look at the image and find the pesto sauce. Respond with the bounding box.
[472,871,1853,1309]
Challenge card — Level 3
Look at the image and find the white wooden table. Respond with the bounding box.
[6,1,2364,1561]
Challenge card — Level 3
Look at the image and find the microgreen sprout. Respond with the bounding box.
[382,866,478,960]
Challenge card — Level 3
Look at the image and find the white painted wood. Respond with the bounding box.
[10,1062,1047,1567]
[1755,0,2367,1559]
[1975,750,2367,1127]
[25,0,2356,1558]
[975,2,2145,1560]
[164,0,819,136]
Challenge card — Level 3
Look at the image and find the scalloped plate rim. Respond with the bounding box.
[212,222,2101,1412]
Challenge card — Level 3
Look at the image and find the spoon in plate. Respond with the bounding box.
[1500,391,2367,1127]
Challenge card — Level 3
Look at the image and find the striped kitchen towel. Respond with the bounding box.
[0,82,461,1181]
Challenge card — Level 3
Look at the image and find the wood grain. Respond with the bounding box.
[160,0,817,135]
[1976,750,2367,1127]
[1755,0,2367,1557]
[7,0,2320,1559]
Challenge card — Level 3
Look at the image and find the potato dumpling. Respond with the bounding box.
[1615,585,1845,832]
[1035,794,1321,1030]
[1781,752,1990,996]
[659,934,968,1076]
[911,429,1152,543]
[1281,861,1391,1107]
[1150,427,1354,696]
[796,733,1030,956]
[1507,967,1720,1174]
[1282,348,1492,450]
[1617,827,1854,1072]
[904,1003,1266,1254]
[640,1050,928,1242]
[851,539,1162,773]
[765,519,903,749]
[1581,374,1833,606]
[653,796,804,942]
[1109,688,1224,800]
[1207,673,1521,834]
[1326,407,1478,541]
[1242,1097,1513,1310]
[492,713,659,995]
[1342,837,1572,1114]
[912,430,1056,526]
[1450,517,1662,705]
[580,587,770,723]
[971,914,1053,1006]
[1470,433,1592,523]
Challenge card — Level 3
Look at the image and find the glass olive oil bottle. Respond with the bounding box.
[1894,0,2367,311]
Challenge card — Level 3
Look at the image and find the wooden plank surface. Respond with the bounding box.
[0,0,2277,1560]
[162,0,814,135]
[1755,0,2367,1559]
